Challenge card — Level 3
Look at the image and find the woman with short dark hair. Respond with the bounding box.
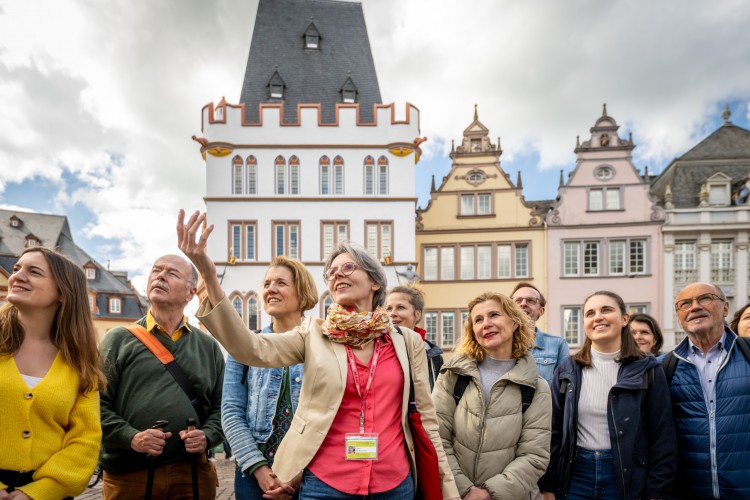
[628,313,664,356]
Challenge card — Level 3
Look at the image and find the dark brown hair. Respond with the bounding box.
[629,313,664,355]
[511,281,546,307]
[572,290,644,367]
[0,247,105,393]
[730,302,750,335]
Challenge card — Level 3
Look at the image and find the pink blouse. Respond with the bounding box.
[307,333,410,494]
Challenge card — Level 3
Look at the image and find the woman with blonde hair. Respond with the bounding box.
[432,291,551,500]
[0,247,104,499]
[222,256,318,499]
[386,284,443,389]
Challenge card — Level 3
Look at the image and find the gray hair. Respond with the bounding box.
[324,241,388,308]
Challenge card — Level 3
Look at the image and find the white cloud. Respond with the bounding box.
[1,0,749,282]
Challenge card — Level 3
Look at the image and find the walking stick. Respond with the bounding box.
[187,417,199,500]
[145,420,169,500]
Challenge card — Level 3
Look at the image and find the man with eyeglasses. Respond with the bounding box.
[666,282,750,499]
[511,282,569,386]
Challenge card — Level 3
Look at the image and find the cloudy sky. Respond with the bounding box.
[1,0,749,293]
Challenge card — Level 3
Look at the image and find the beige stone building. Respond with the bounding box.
[415,108,549,351]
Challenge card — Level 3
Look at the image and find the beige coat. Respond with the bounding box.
[198,297,459,499]
[433,353,551,499]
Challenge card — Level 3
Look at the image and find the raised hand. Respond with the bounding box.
[177,209,224,306]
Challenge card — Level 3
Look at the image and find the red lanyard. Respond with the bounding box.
[345,338,381,433]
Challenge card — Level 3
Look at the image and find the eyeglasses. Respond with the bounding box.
[675,293,725,312]
[324,262,358,281]
[514,297,540,306]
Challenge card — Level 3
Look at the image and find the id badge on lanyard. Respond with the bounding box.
[344,338,381,461]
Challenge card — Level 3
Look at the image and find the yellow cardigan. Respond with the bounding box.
[0,353,102,499]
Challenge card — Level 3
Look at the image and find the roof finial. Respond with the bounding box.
[451,139,455,153]
[516,170,523,189]
[430,174,436,193]
[576,135,580,148]
[558,169,565,188]
[602,103,608,117]
[474,103,478,122]
[497,136,502,153]
[722,103,732,125]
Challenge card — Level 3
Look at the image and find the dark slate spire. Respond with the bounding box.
[430,174,436,193]
[240,0,382,124]
[558,169,565,188]
[516,170,523,189]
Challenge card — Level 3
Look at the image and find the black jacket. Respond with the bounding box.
[539,355,676,499]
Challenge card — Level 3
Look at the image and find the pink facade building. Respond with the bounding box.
[545,106,665,348]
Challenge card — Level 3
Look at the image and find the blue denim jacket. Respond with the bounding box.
[221,324,304,474]
[532,329,569,385]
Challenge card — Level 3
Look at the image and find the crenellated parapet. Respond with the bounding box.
[194,99,422,159]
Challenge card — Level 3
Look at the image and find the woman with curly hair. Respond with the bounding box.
[432,291,551,500]
[0,247,104,499]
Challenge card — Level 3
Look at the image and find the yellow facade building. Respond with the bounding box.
[415,108,549,351]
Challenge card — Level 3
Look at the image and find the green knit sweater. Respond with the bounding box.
[99,317,225,472]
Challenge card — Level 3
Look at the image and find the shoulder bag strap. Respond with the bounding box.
[127,325,206,425]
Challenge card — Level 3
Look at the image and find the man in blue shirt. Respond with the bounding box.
[511,282,569,386]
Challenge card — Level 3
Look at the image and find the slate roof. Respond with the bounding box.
[0,209,147,318]
[651,123,750,208]
[240,0,382,124]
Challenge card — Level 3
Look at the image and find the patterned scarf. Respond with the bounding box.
[322,303,392,347]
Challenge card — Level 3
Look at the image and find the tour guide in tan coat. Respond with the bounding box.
[433,292,551,500]
[178,210,460,499]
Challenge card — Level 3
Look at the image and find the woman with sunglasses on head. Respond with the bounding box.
[539,291,676,500]
[178,210,459,500]
[222,256,318,500]
[386,284,443,390]
[0,247,104,500]
[628,313,664,356]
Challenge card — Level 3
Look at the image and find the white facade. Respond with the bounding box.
[199,101,422,327]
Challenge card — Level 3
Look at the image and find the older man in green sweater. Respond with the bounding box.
[99,254,225,499]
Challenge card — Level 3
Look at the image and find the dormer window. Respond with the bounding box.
[705,172,732,206]
[86,267,96,280]
[267,70,286,100]
[340,76,358,104]
[10,216,21,228]
[303,22,321,49]
[270,84,284,99]
[25,234,40,247]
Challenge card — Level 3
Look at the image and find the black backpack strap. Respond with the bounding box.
[452,375,471,405]
[559,378,569,395]
[520,385,535,414]
[640,366,654,416]
[661,352,679,386]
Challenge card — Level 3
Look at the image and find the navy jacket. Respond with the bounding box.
[539,354,676,499]
[668,328,750,499]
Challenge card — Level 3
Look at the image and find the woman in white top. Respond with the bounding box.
[539,291,676,500]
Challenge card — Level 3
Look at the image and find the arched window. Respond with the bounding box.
[247,295,260,330]
[363,156,375,195]
[275,156,286,194]
[246,156,257,194]
[333,156,344,195]
[232,296,243,318]
[319,156,331,195]
[322,295,335,319]
[377,156,389,195]
[289,156,300,195]
[232,156,243,195]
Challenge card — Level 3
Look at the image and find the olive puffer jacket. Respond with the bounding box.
[433,353,551,499]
